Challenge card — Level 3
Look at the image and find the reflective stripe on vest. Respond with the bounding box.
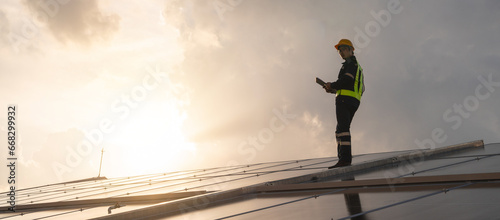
[336,64,364,101]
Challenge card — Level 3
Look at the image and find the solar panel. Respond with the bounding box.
[2,140,498,220]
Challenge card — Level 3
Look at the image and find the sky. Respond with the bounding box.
[0,0,499,191]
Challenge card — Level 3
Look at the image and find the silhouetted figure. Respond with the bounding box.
[324,39,365,169]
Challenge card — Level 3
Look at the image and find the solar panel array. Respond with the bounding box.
[1,140,499,219]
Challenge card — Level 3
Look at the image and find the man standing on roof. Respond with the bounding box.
[323,39,365,169]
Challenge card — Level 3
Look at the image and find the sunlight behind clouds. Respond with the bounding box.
[1,0,499,191]
[0,0,194,188]
[103,100,196,177]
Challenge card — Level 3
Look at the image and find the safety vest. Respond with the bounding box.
[336,64,364,101]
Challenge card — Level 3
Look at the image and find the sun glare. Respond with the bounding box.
[104,100,196,178]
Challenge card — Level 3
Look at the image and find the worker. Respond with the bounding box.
[324,39,365,169]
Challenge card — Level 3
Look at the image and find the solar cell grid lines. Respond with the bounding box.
[2,140,500,220]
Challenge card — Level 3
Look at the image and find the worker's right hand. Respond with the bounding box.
[324,82,331,90]
[324,83,337,94]
[324,83,333,93]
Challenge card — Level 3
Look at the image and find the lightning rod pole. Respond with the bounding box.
[98,148,104,177]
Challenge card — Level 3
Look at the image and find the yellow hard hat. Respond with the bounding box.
[335,39,354,51]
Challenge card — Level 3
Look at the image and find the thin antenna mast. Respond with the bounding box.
[98,148,104,177]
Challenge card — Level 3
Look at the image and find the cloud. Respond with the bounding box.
[161,1,355,162]
[22,0,120,46]
[161,0,500,165]
[1,0,499,189]
[0,10,10,45]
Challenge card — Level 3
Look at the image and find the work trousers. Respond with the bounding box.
[335,96,360,163]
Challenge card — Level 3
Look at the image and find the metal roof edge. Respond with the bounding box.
[91,140,483,220]
[265,140,484,186]
[0,191,207,213]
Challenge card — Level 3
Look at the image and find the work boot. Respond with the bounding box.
[328,160,351,169]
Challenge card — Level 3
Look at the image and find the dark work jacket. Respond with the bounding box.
[330,56,361,105]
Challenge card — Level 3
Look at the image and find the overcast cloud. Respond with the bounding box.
[1,0,499,190]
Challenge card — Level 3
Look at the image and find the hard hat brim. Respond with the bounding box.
[335,44,354,51]
[335,39,354,51]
